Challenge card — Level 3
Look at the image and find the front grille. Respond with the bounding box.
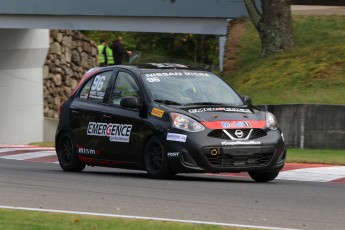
[206,152,273,167]
[208,129,266,140]
[250,129,267,139]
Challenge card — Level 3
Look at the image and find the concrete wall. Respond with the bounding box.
[0,29,49,144]
[44,117,58,142]
[262,104,345,149]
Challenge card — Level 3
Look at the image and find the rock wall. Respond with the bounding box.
[43,30,98,118]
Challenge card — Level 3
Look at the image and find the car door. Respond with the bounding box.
[100,70,144,162]
[70,70,113,157]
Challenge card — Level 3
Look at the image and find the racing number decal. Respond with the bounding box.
[89,75,107,100]
[146,77,160,83]
[91,75,106,91]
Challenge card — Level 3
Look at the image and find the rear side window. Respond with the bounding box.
[79,71,112,102]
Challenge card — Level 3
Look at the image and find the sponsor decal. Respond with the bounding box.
[89,90,105,99]
[80,94,88,99]
[145,72,210,78]
[183,72,210,77]
[167,133,187,142]
[202,120,266,129]
[167,152,180,157]
[77,147,99,155]
[221,121,252,129]
[221,141,261,146]
[145,72,182,78]
[87,122,132,143]
[188,107,251,114]
[151,108,164,118]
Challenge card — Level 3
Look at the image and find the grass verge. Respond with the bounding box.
[29,142,54,147]
[287,148,345,165]
[0,208,245,230]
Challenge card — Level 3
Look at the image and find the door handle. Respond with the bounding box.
[101,114,111,121]
[71,110,80,117]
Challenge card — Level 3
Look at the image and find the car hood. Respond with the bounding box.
[179,105,267,129]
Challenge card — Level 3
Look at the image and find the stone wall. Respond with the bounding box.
[43,30,98,118]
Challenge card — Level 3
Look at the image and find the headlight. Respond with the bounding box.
[170,113,205,132]
[266,112,278,130]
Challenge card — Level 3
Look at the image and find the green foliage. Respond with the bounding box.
[81,31,219,69]
[225,15,345,105]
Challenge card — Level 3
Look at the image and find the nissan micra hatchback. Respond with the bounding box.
[56,63,286,182]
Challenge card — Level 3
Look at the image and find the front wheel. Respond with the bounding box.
[56,133,85,172]
[248,170,280,182]
[144,136,173,179]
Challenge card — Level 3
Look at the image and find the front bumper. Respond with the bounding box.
[163,128,286,173]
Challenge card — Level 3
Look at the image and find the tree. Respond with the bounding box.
[244,0,294,57]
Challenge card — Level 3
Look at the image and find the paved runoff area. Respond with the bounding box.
[1,144,344,183]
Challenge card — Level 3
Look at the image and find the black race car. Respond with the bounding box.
[56,63,286,182]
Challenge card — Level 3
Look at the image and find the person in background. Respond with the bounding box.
[110,36,132,64]
[106,44,115,66]
[97,38,109,66]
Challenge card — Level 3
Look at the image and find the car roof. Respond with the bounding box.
[90,63,206,73]
[132,63,204,70]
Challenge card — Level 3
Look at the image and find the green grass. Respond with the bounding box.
[287,148,345,165]
[225,15,345,105]
[0,209,246,230]
[29,142,54,147]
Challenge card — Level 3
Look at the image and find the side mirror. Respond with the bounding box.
[242,95,252,105]
[120,96,140,109]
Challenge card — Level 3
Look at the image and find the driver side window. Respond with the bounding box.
[110,71,140,105]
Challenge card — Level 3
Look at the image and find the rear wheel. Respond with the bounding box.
[248,170,280,182]
[56,133,85,172]
[144,136,173,179]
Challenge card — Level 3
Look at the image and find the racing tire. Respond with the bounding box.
[144,136,174,179]
[56,133,86,172]
[248,170,280,182]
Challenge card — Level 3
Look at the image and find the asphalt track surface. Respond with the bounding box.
[1,146,345,230]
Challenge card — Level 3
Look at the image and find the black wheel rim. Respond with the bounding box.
[148,141,163,171]
[60,136,73,164]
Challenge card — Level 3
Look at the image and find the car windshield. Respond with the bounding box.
[142,70,244,106]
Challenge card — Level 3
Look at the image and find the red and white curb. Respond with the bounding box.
[0,145,58,164]
[1,145,344,183]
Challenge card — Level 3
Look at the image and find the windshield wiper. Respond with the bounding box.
[154,99,182,105]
